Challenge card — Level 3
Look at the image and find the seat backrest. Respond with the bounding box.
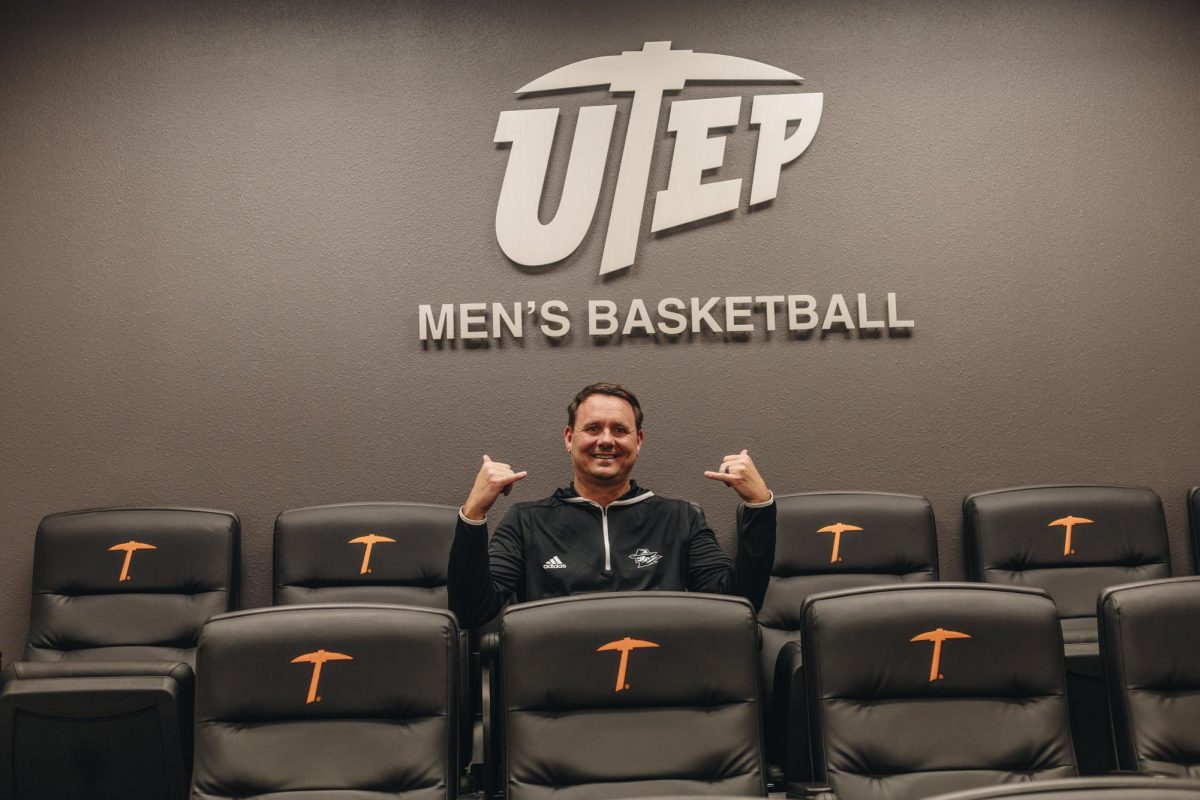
[497,592,765,800]
[28,507,240,666]
[963,486,1170,627]
[803,583,1076,800]
[192,603,460,800]
[922,776,1200,799]
[1099,576,1200,777]
[273,502,456,606]
[753,491,938,688]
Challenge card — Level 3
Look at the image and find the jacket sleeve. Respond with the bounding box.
[447,506,526,629]
[685,499,776,611]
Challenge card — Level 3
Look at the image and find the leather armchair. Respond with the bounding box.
[801,583,1076,800]
[963,485,1169,774]
[491,591,767,800]
[191,603,461,800]
[1099,576,1200,776]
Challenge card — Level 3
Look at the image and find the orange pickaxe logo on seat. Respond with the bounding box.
[1048,515,1093,556]
[817,522,863,563]
[108,540,157,582]
[910,627,971,682]
[291,649,354,704]
[348,533,396,574]
[597,636,659,692]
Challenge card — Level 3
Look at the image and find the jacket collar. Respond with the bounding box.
[555,480,653,504]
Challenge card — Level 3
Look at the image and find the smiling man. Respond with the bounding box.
[447,382,776,629]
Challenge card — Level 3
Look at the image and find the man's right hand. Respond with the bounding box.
[462,454,528,521]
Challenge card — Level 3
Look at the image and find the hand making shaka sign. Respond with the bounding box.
[704,449,772,505]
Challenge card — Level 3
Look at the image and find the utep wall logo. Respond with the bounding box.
[495,41,823,274]
[348,533,396,575]
[291,649,354,704]
[109,540,157,582]
[910,627,971,682]
[817,522,862,563]
[597,636,660,692]
[1048,515,1093,556]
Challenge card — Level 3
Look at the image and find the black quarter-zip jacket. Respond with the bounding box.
[448,481,776,629]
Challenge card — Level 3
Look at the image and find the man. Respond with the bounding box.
[448,383,776,629]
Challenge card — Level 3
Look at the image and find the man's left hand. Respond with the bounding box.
[704,449,772,504]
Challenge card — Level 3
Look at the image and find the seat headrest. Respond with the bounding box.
[804,583,1064,698]
[197,604,459,722]
[273,502,455,605]
[500,592,758,709]
[34,507,239,595]
[768,491,937,577]
[965,485,1168,572]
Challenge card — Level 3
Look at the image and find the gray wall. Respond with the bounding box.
[1,0,1198,659]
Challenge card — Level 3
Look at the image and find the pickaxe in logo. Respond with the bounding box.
[348,533,396,574]
[291,649,354,704]
[910,627,971,682]
[817,522,863,563]
[596,636,660,692]
[1048,516,1093,556]
[108,540,157,582]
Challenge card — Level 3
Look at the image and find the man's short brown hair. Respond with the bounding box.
[567,383,643,431]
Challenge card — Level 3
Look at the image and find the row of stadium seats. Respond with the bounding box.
[0,484,1197,799]
[7,581,1200,800]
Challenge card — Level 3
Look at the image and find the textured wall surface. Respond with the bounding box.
[1,0,1198,658]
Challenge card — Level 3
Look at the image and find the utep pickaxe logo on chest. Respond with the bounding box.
[495,41,823,274]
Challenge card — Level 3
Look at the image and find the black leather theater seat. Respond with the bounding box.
[0,661,195,799]
[923,776,1200,799]
[755,491,937,782]
[1100,576,1200,777]
[273,502,457,606]
[963,485,1169,774]
[964,486,1169,647]
[800,583,1076,800]
[191,604,461,800]
[492,592,766,800]
[0,506,239,800]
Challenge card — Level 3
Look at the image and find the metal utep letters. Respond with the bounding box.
[419,42,915,344]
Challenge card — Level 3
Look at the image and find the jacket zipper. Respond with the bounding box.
[571,498,612,571]
[600,505,611,571]
[564,492,656,573]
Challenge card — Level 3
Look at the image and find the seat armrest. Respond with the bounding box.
[3,660,193,683]
[787,781,836,800]
[775,640,811,782]
[0,659,194,799]
[480,631,500,662]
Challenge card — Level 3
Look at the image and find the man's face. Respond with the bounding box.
[564,394,643,487]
